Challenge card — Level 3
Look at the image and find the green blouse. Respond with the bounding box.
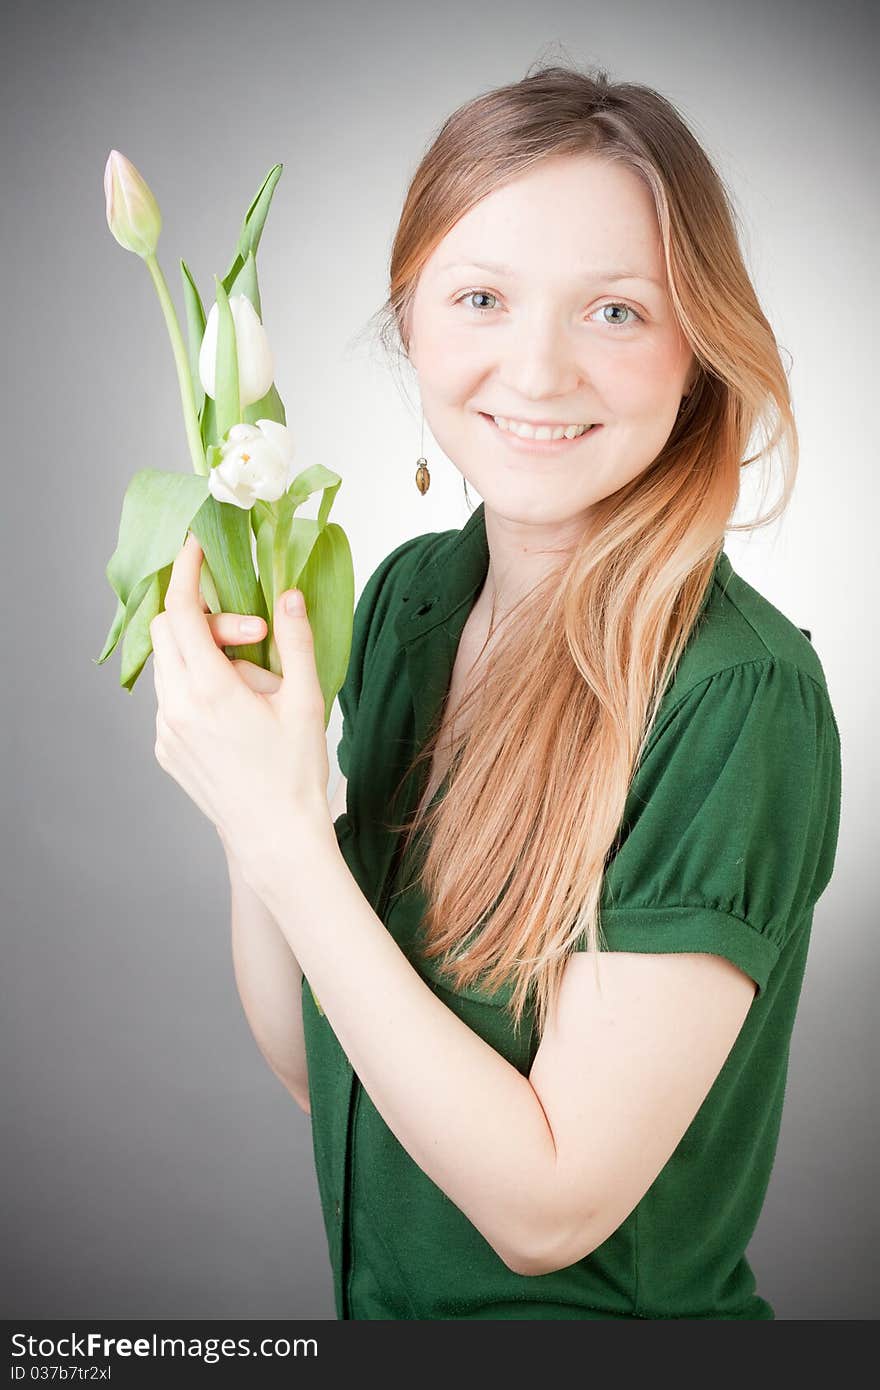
[301,501,842,1319]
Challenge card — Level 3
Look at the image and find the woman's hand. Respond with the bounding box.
[193,591,283,866]
[150,533,332,889]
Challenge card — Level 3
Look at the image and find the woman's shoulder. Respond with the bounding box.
[610,555,843,949]
[665,551,834,713]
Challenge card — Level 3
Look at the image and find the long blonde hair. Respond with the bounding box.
[371,62,797,1039]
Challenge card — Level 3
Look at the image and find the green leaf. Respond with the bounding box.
[220,165,283,293]
[94,468,210,680]
[272,512,321,617]
[273,466,342,595]
[95,592,126,666]
[297,522,354,729]
[228,248,261,321]
[242,379,286,429]
[120,564,171,692]
[260,466,351,721]
[314,473,341,531]
[188,494,267,669]
[213,276,240,443]
[180,259,207,419]
[200,391,218,453]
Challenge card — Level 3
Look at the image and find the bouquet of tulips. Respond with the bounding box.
[93,151,354,737]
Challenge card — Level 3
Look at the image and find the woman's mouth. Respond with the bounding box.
[479,412,603,455]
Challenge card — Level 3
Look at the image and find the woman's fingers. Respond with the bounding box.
[196,606,279,690]
[204,611,268,649]
[229,658,282,694]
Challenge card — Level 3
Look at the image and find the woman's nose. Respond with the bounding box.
[495,323,584,400]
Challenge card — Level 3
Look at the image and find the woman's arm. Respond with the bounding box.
[228,849,310,1113]
[246,819,558,1275]
[226,773,349,1116]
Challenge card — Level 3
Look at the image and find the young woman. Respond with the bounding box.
[153,65,842,1319]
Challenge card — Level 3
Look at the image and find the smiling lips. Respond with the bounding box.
[480,412,603,452]
[490,414,596,440]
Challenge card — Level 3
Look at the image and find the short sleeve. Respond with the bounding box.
[590,659,842,998]
[335,534,427,778]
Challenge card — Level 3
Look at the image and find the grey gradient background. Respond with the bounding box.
[4,0,877,1321]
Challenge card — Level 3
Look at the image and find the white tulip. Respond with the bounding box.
[207,420,296,510]
[198,294,275,407]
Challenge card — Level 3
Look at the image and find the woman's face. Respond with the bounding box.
[407,153,696,528]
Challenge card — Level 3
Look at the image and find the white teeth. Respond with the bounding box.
[491,415,593,441]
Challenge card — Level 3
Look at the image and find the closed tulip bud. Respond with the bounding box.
[198,294,275,407]
[103,150,162,258]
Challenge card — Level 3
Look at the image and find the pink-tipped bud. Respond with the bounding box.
[103,150,162,257]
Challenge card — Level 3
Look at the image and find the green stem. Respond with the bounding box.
[144,252,222,615]
[144,252,207,477]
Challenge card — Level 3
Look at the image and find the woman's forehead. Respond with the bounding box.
[422,161,665,290]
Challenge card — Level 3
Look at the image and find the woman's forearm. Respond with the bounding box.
[227,849,310,1110]
[247,823,558,1276]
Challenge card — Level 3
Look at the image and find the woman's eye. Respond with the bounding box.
[455,289,498,314]
[590,302,643,327]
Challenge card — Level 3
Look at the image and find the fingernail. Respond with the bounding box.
[240,618,264,635]
[285,590,305,616]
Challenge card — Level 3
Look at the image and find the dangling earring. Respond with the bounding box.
[415,405,430,494]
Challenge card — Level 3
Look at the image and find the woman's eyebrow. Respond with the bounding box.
[438,259,665,290]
